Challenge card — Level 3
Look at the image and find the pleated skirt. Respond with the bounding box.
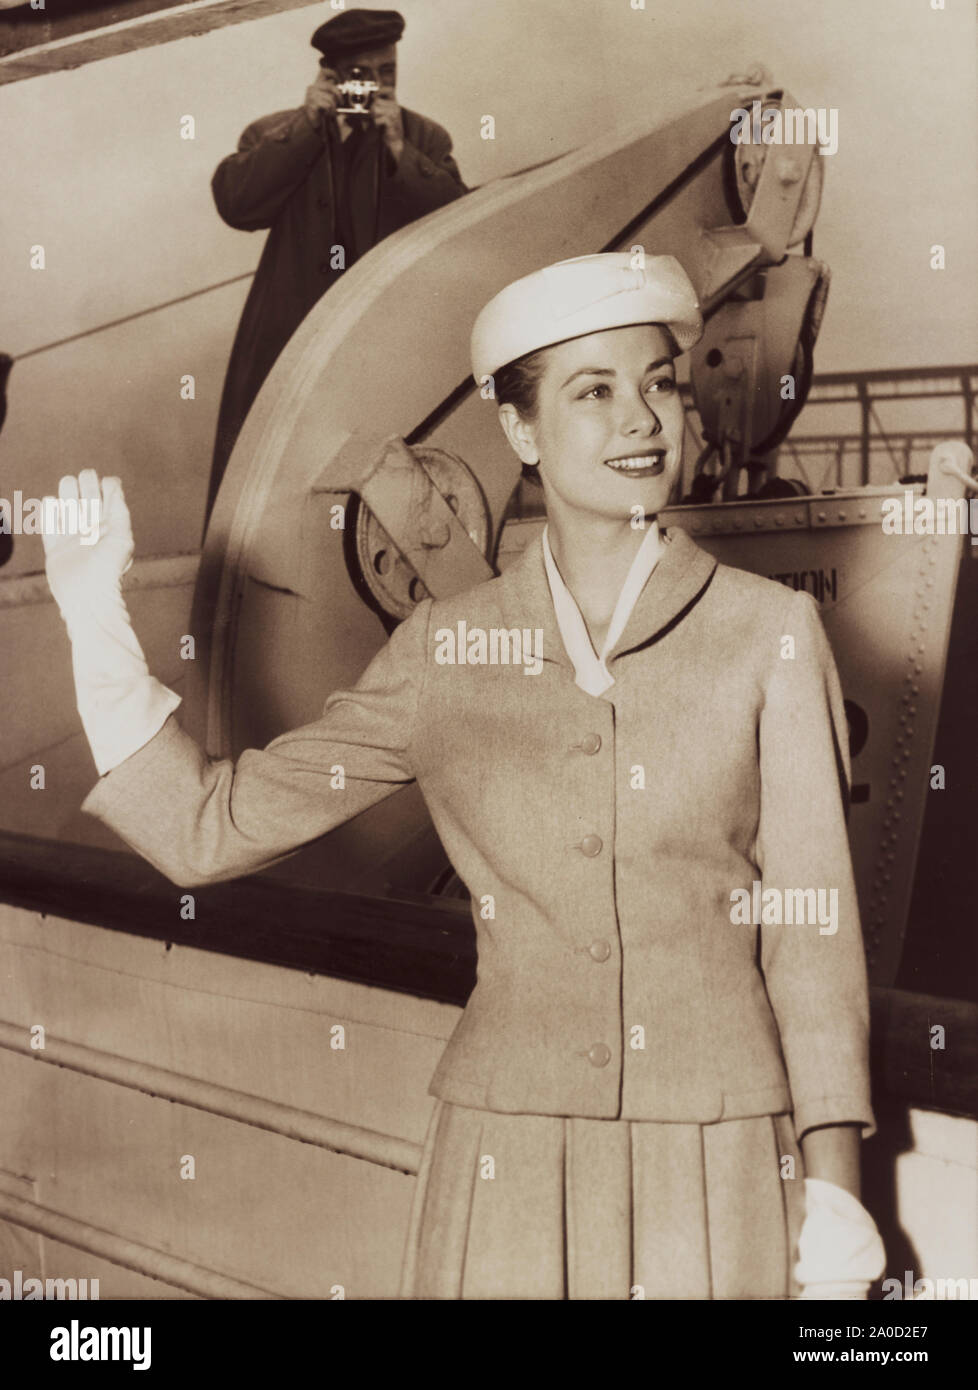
[399,1100,806,1300]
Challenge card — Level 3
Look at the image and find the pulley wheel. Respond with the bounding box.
[353,447,491,622]
[725,98,824,248]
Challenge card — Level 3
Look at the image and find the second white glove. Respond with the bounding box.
[794,1177,886,1300]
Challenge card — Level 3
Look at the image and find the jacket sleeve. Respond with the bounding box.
[755,588,875,1141]
[80,600,432,887]
[385,116,467,217]
[212,109,328,231]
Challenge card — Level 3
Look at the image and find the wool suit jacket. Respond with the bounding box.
[82,527,875,1141]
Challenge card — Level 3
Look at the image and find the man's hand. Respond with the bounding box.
[303,68,340,127]
[372,88,405,163]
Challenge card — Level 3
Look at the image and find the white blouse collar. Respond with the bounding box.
[542,519,663,696]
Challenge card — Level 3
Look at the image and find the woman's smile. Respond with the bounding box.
[603,448,667,477]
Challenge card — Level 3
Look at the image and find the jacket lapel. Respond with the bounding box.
[497,531,571,671]
[604,526,718,665]
[496,526,718,672]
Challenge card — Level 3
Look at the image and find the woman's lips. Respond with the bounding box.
[603,451,667,479]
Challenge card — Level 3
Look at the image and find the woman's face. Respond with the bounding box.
[500,324,684,523]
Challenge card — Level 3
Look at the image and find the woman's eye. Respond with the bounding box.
[646,377,676,393]
[579,383,611,399]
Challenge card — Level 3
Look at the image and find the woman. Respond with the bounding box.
[43,253,885,1300]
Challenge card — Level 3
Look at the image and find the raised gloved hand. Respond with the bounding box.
[794,1177,886,1299]
[42,470,181,776]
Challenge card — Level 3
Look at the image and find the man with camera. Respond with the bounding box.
[206,7,466,521]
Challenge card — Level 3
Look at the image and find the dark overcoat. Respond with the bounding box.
[207,105,466,514]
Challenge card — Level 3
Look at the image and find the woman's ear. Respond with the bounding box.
[497,403,540,466]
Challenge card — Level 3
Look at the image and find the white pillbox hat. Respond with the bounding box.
[470,252,703,384]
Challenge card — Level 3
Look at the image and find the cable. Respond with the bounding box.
[9,272,254,364]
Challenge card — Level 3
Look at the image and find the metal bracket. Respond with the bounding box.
[314,435,494,599]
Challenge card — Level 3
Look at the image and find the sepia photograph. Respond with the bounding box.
[0,0,976,1352]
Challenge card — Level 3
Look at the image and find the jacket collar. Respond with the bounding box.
[497,524,718,672]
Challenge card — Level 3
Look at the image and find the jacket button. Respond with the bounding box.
[587,1042,611,1068]
[579,834,603,857]
[588,939,611,962]
[580,732,601,755]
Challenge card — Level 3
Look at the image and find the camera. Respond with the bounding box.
[335,65,380,116]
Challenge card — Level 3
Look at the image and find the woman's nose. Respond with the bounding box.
[621,397,662,436]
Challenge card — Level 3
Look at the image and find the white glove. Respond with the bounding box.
[794,1177,886,1299]
[41,471,181,776]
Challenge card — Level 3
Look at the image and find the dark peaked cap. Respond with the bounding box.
[311,8,405,61]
